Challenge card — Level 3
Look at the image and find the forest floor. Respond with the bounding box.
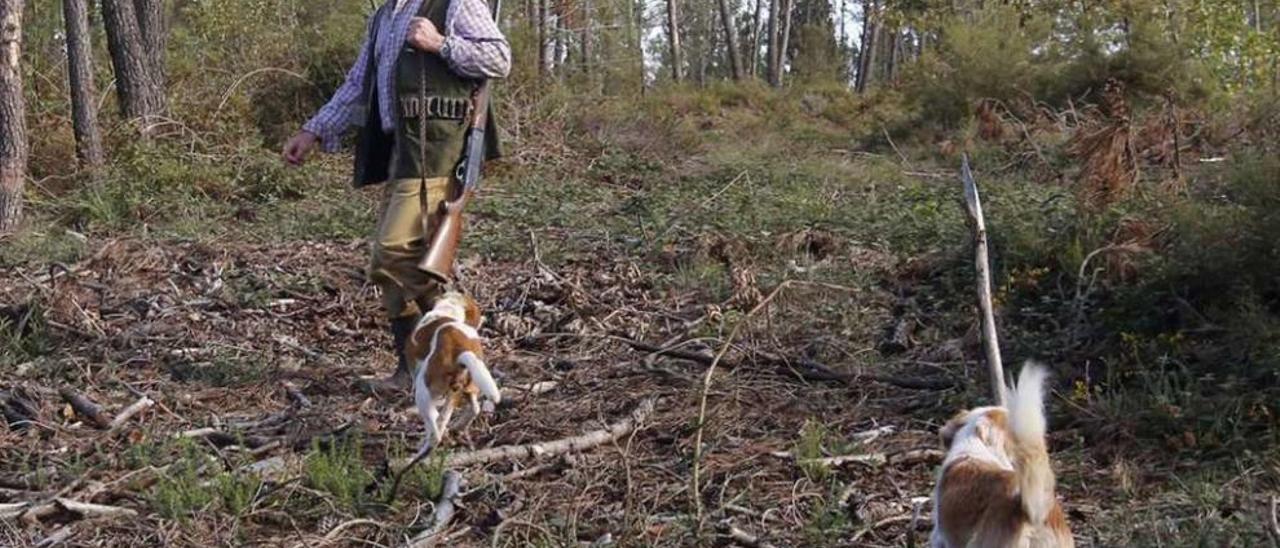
[3,99,1278,547]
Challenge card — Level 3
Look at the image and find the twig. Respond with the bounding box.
[771,451,886,468]
[851,514,914,543]
[959,155,1008,406]
[108,397,154,431]
[407,470,464,547]
[319,519,388,545]
[692,281,793,530]
[35,525,75,548]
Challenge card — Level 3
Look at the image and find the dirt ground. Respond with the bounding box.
[1,233,1276,547]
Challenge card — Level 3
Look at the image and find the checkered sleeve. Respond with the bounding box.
[302,33,373,152]
[442,0,511,79]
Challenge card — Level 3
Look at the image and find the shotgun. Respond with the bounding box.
[416,0,501,283]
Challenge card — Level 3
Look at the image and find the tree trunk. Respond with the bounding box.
[538,0,551,76]
[766,0,779,85]
[666,0,683,82]
[776,0,793,85]
[63,0,105,169]
[885,27,898,83]
[749,0,762,77]
[0,0,26,233]
[133,0,165,86]
[581,0,592,76]
[854,0,877,93]
[102,0,166,132]
[716,0,743,80]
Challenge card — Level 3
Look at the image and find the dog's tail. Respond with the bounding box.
[459,351,501,404]
[1007,362,1055,525]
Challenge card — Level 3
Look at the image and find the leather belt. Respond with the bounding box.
[400,96,470,121]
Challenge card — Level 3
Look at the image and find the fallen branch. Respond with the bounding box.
[58,388,110,429]
[1270,494,1279,543]
[889,449,945,467]
[18,498,137,524]
[771,451,886,468]
[408,470,464,547]
[851,514,914,543]
[960,155,1008,406]
[722,523,779,548]
[35,526,75,548]
[395,398,656,469]
[0,501,28,519]
[108,397,154,431]
[622,339,717,366]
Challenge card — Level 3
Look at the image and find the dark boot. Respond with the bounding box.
[359,316,417,397]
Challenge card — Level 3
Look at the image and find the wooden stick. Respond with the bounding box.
[54,498,138,520]
[1270,494,1279,543]
[35,525,75,548]
[0,501,28,519]
[393,398,656,469]
[722,523,779,548]
[960,155,1008,407]
[58,388,110,429]
[108,397,154,431]
[407,470,464,547]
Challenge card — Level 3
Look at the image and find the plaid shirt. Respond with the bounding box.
[303,0,510,151]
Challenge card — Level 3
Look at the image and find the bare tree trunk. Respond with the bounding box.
[776,0,793,85]
[102,0,166,132]
[554,2,565,77]
[63,0,105,169]
[716,0,743,80]
[854,0,877,93]
[538,0,551,76]
[766,0,779,85]
[581,0,592,76]
[666,0,684,82]
[133,0,164,86]
[750,0,762,77]
[0,0,26,233]
[885,27,898,83]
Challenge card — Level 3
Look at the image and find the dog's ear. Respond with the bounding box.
[939,410,969,449]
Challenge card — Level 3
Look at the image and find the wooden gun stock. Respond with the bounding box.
[418,189,471,283]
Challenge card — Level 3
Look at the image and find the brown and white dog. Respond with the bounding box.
[930,363,1074,548]
[403,291,501,460]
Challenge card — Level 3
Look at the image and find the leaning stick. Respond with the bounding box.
[960,155,1008,407]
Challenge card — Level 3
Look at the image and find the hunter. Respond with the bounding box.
[281,0,510,394]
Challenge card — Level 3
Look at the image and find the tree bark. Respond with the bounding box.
[102,0,166,132]
[776,0,793,85]
[0,0,26,234]
[716,0,743,80]
[854,0,877,93]
[766,0,779,85]
[666,0,684,82]
[63,0,105,169]
[538,0,550,76]
[750,0,762,77]
[581,0,592,76]
[133,0,165,86]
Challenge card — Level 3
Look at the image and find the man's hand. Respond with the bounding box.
[407,17,446,53]
[282,130,319,166]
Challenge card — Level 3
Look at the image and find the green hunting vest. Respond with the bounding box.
[352,0,501,188]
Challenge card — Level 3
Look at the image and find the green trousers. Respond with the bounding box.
[369,177,451,320]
